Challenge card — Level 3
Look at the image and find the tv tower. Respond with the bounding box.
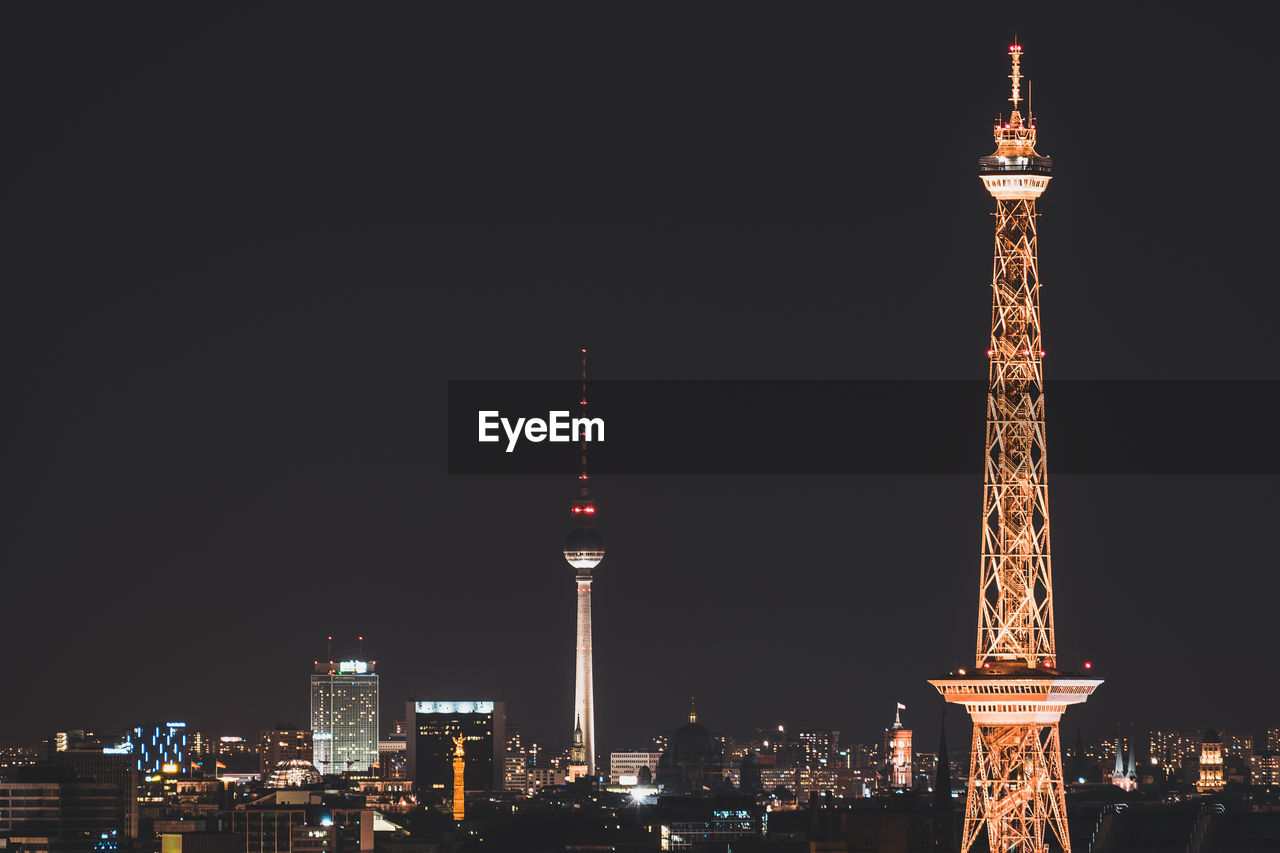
[929,42,1102,853]
[563,348,604,778]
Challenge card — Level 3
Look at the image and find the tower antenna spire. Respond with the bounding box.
[1009,38,1023,118]
[579,347,590,496]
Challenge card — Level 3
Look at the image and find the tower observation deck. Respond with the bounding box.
[929,43,1101,853]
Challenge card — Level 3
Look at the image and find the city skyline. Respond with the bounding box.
[2,6,1278,761]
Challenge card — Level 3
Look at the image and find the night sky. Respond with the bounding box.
[2,6,1277,757]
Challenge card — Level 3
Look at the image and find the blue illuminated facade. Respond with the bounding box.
[105,722,188,775]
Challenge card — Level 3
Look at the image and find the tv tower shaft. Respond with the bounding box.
[931,42,1100,853]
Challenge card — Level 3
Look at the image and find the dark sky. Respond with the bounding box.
[2,6,1277,756]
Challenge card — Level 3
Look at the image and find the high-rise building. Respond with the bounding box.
[1226,732,1254,764]
[562,349,606,779]
[1266,728,1280,753]
[259,730,314,777]
[883,707,912,790]
[796,730,839,769]
[311,660,379,775]
[929,42,1101,853]
[405,701,505,795]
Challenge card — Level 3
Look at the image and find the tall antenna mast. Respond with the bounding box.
[579,348,590,495]
[1008,40,1024,123]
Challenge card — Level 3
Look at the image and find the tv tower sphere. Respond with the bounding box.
[564,524,605,569]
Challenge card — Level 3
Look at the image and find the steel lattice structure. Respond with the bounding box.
[931,43,1101,853]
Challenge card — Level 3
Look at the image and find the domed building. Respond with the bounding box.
[266,759,322,789]
[656,701,730,794]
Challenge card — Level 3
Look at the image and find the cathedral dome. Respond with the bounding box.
[266,759,322,789]
[667,720,718,764]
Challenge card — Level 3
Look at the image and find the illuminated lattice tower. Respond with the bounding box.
[930,43,1102,853]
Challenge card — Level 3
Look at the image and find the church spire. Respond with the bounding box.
[935,711,953,812]
[1112,734,1125,779]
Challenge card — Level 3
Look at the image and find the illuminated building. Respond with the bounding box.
[259,731,314,778]
[404,700,505,795]
[310,659,378,775]
[929,42,1101,853]
[376,739,406,781]
[1226,732,1254,764]
[1111,736,1137,792]
[796,730,839,769]
[229,791,372,853]
[502,724,528,792]
[610,752,663,786]
[0,780,122,851]
[216,736,254,757]
[563,348,605,779]
[566,717,588,781]
[657,797,762,852]
[1197,729,1225,792]
[525,767,565,793]
[1252,751,1280,786]
[106,722,189,776]
[883,706,912,790]
[1267,728,1280,753]
[266,760,322,789]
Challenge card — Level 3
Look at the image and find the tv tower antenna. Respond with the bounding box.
[930,41,1101,853]
[563,347,605,779]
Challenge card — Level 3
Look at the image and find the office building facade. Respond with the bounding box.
[405,701,505,794]
[310,661,378,775]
